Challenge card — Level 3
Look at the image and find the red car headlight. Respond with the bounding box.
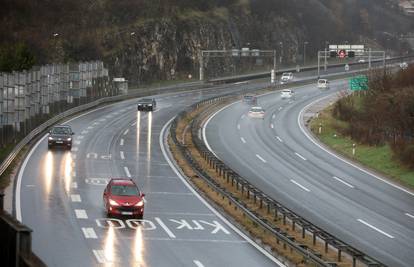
[135,200,144,207]
[109,199,119,206]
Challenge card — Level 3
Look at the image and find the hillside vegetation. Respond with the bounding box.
[1,0,413,83]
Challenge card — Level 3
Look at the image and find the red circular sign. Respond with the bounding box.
[338,50,346,58]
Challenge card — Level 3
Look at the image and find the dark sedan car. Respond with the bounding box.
[103,178,145,219]
[137,98,156,111]
[48,125,74,150]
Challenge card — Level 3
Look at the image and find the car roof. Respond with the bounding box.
[282,72,292,75]
[138,98,154,102]
[109,178,137,186]
[318,79,328,82]
[282,89,292,92]
[250,106,263,110]
[53,125,71,128]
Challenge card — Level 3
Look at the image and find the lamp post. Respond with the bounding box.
[303,41,308,66]
[279,42,283,64]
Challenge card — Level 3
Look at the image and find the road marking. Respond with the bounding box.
[270,123,274,129]
[405,213,414,219]
[155,217,176,238]
[333,176,354,188]
[131,122,137,126]
[75,209,88,219]
[240,137,246,144]
[72,182,78,189]
[193,260,205,267]
[120,139,124,146]
[357,219,394,238]
[294,152,307,161]
[276,136,283,142]
[93,250,107,263]
[120,151,125,160]
[272,114,276,119]
[290,179,311,192]
[71,194,81,202]
[123,129,129,135]
[124,166,131,177]
[256,154,267,163]
[278,107,283,111]
[82,228,97,239]
[237,124,240,130]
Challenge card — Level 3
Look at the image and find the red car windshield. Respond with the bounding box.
[111,185,139,196]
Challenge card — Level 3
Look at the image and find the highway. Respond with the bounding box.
[204,79,414,267]
[16,86,282,267]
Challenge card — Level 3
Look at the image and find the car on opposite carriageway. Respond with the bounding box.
[103,178,145,219]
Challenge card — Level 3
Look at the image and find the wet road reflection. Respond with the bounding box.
[63,152,72,193]
[43,151,54,195]
[134,226,144,263]
[104,225,116,265]
[146,112,152,175]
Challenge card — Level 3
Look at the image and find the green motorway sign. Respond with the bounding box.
[349,75,368,91]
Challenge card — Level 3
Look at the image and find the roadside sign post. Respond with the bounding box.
[349,75,368,91]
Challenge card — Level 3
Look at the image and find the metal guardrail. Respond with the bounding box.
[169,85,387,266]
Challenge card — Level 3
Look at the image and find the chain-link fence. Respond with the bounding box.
[0,61,113,148]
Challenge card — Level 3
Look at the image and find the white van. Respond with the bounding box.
[280,72,293,84]
[281,89,294,99]
[317,79,329,89]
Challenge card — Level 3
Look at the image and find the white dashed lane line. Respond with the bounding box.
[75,209,88,219]
[120,151,125,160]
[120,138,124,146]
[276,136,283,142]
[93,250,108,263]
[332,176,354,188]
[270,123,274,129]
[272,114,276,119]
[123,129,129,135]
[237,124,240,130]
[240,137,246,144]
[405,213,414,219]
[124,166,131,177]
[82,228,97,239]
[193,260,205,267]
[70,194,81,202]
[290,179,311,192]
[294,152,307,161]
[256,154,267,163]
[357,219,394,238]
[71,182,78,189]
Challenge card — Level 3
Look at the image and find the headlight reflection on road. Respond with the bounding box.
[134,226,144,263]
[44,151,54,195]
[136,111,141,172]
[104,225,116,264]
[146,112,152,170]
[63,152,72,193]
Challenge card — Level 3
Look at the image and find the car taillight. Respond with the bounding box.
[135,200,144,207]
[109,199,119,206]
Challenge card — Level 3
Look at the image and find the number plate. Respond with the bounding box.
[56,141,63,144]
[121,211,133,215]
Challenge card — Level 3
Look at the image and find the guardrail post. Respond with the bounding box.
[0,191,4,212]
[338,249,342,262]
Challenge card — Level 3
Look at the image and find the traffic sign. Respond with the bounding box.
[338,50,346,58]
[349,75,368,91]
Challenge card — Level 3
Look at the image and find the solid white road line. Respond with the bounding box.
[124,166,131,177]
[161,117,285,266]
[357,219,394,238]
[405,213,414,219]
[123,129,129,135]
[256,154,267,163]
[155,217,176,238]
[71,194,81,202]
[75,209,88,219]
[120,151,125,160]
[93,250,107,263]
[276,136,283,143]
[295,152,307,161]
[120,138,124,146]
[82,228,97,239]
[240,137,246,144]
[270,123,274,129]
[290,179,311,192]
[333,176,354,188]
[298,95,414,196]
[193,260,205,267]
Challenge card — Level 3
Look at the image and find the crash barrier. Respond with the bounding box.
[169,92,386,266]
[0,192,46,267]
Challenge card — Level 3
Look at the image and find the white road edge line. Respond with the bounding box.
[294,152,307,161]
[290,179,311,192]
[357,219,394,238]
[405,213,414,219]
[256,154,267,163]
[193,260,205,267]
[333,176,354,188]
[124,166,131,177]
[161,117,285,266]
[155,217,176,239]
[120,151,125,160]
[82,227,97,239]
[298,94,414,197]
[240,137,246,144]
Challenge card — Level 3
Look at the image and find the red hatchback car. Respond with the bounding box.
[103,178,145,219]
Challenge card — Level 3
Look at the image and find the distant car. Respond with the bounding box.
[103,178,145,219]
[280,72,293,84]
[317,79,329,90]
[281,89,294,99]
[48,125,74,150]
[243,94,257,105]
[137,98,156,111]
[248,106,265,119]
[357,59,366,63]
[400,62,408,70]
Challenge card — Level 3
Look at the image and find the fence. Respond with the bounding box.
[0,61,112,148]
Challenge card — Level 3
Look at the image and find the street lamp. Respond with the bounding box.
[279,42,283,64]
[303,41,308,66]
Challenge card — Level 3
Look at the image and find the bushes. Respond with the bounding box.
[0,42,36,72]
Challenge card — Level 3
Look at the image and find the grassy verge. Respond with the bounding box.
[310,106,414,189]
